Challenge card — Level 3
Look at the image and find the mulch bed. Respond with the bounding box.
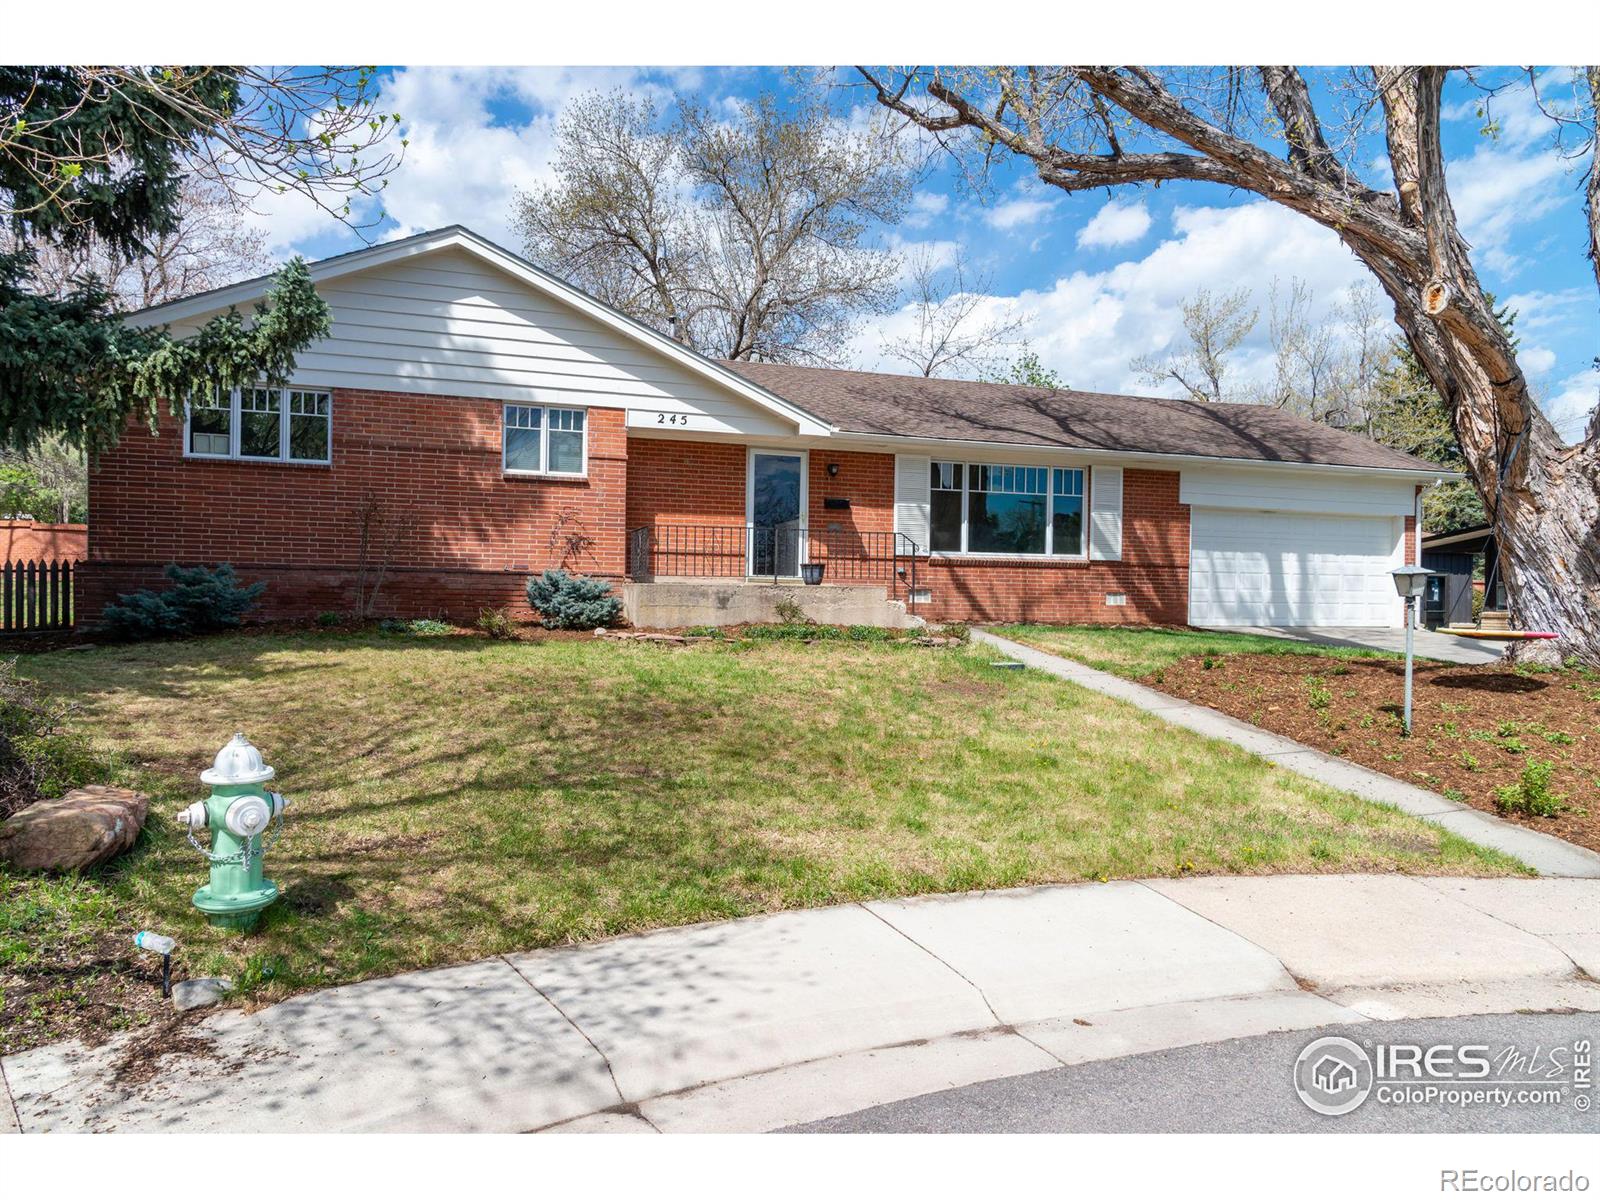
[1144,653,1600,855]
[0,928,175,1058]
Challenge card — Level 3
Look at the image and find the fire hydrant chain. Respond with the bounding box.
[182,802,286,866]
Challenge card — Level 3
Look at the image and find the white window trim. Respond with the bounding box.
[502,403,589,479]
[182,385,332,465]
[929,459,1090,559]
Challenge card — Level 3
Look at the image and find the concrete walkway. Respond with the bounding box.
[1205,624,1503,666]
[3,875,1598,1134]
[972,629,1600,879]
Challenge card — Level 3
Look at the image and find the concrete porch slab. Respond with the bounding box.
[506,904,995,1101]
[1147,875,1576,991]
[865,881,1295,1026]
[621,579,913,628]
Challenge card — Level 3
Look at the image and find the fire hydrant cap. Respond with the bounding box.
[199,733,277,786]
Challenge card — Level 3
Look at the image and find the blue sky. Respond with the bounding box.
[253,66,1600,439]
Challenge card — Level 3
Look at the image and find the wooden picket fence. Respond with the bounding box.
[1,558,78,632]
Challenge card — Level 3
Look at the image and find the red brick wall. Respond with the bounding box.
[0,521,86,564]
[807,449,897,584]
[916,468,1190,625]
[83,390,628,622]
[625,437,748,576]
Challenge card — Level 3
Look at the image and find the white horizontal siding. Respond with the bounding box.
[166,247,795,435]
[1180,465,1415,517]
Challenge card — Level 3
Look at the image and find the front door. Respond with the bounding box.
[749,450,805,578]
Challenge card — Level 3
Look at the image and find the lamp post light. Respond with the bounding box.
[1390,566,1431,736]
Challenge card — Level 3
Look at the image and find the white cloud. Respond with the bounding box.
[1076,199,1151,249]
[857,200,1370,397]
[248,66,681,257]
[1502,288,1587,334]
[884,234,961,282]
[1540,369,1598,442]
[1448,143,1571,275]
[1520,345,1557,374]
[982,194,1057,231]
[905,191,951,229]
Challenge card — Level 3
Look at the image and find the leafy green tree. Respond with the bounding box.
[984,345,1067,390]
[0,435,87,522]
[0,66,401,455]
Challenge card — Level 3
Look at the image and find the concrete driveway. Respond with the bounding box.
[1206,625,1504,665]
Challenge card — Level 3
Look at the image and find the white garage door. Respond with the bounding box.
[1189,508,1402,627]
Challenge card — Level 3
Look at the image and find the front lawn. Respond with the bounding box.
[1,629,1522,1055]
[994,624,1600,858]
[995,623,1405,679]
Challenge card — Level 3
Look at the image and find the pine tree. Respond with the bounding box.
[1,67,398,455]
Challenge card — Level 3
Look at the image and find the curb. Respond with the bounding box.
[972,628,1600,879]
[6,876,1598,1134]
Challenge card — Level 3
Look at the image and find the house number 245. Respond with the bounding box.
[655,413,692,426]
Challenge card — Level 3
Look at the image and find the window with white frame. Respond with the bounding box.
[186,385,331,464]
[928,460,1086,556]
[503,404,587,476]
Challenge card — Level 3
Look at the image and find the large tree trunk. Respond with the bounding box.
[1356,246,1600,663]
[861,65,1600,665]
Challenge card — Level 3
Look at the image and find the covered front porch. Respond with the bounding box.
[622,435,924,626]
[623,522,924,628]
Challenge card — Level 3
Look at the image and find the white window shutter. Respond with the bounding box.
[894,455,931,551]
[1089,466,1123,561]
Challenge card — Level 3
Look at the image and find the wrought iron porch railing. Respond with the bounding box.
[626,524,921,610]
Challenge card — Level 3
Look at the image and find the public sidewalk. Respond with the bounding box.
[4,875,1598,1133]
[972,629,1600,879]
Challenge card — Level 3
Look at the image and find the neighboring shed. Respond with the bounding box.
[1420,523,1501,627]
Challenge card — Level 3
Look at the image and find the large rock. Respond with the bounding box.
[0,784,148,872]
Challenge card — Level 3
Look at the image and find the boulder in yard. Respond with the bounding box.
[0,785,148,872]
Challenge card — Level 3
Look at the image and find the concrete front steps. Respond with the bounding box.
[620,578,917,628]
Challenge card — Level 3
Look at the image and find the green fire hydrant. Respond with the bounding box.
[175,733,288,932]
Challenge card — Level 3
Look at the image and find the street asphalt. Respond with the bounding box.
[790,1012,1600,1133]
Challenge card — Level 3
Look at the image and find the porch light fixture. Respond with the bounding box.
[1390,565,1431,735]
[826,462,840,477]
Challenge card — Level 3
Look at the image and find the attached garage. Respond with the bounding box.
[1181,467,1416,629]
[1188,508,1403,627]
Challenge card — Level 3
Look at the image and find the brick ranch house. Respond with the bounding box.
[88,226,1445,629]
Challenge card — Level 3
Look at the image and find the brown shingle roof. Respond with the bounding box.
[720,360,1439,473]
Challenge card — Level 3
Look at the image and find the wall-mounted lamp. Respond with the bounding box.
[826,462,840,477]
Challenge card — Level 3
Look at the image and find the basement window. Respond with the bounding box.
[184,385,332,464]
